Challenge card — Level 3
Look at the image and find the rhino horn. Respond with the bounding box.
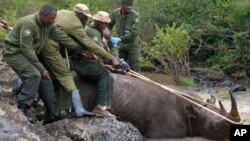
[219,100,228,116]
[228,90,241,122]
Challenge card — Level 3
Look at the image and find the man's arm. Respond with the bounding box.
[49,26,78,51]
[70,27,113,60]
[0,19,12,30]
[19,23,46,73]
[120,13,140,42]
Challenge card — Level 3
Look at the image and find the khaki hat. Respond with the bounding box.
[93,11,111,23]
[120,0,133,5]
[73,3,92,17]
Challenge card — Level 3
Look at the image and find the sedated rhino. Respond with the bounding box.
[75,73,242,141]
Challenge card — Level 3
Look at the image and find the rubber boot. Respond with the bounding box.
[70,89,95,117]
[18,104,32,121]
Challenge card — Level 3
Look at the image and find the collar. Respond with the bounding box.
[89,22,103,33]
[36,13,45,28]
[119,8,132,16]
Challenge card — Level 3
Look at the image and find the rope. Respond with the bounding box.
[127,70,242,124]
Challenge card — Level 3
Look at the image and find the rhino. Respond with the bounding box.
[75,73,241,141]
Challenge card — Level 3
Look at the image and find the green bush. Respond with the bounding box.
[142,23,191,78]
[210,32,250,74]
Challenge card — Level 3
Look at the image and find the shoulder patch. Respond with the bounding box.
[92,36,98,42]
[135,18,139,23]
[23,28,32,37]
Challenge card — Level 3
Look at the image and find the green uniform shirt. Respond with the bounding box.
[108,8,140,46]
[2,14,78,73]
[55,10,112,59]
[84,22,104,48]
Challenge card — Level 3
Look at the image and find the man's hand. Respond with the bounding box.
[0,19,12,30]
[81,51,95,59]
[41,70,50,80]
[110,56,120,69]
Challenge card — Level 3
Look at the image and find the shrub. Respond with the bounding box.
[142,24,191,79]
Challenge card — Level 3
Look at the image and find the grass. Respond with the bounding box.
[217,92,230,99]
[176,76,197,87]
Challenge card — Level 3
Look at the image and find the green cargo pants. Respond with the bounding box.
[119,46,141,72]
[72,58,114,106]
[4,53,58,120]
[40,39,76,92]
[118,38,141,72]
[39,39,76,110]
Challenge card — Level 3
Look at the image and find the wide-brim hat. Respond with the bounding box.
[93,11,111,23]
[73,3,92,17]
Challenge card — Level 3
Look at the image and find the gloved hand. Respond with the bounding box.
[119,59,130,71]
[110,37,121,45]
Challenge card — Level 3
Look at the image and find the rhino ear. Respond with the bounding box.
[186,105,198,119]
[206,95,216,105]
[219,100,228,116]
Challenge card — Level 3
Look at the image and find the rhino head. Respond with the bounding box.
[186,90,241,141]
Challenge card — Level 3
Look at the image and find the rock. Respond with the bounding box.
[232,71,248,80]
[191,68,224,88]
[154,67,166,74]
[216,79,234,87]
[230,84,247,92]
[45,118,143,141]
[0,101,42,141]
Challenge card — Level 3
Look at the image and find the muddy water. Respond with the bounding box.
[142,73,250,141]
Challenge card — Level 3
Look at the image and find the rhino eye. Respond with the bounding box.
[210,123,218,132]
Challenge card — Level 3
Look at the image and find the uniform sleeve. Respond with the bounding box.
[70,27,113,60]
[19,23,45,73]
[49,26,78,51]
[120,14,140,42]
[84,26,103,47]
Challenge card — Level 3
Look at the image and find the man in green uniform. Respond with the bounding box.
[83,11,116,118]
[1,4,77,122]
[40,4,119,118]
[108,0,141,72]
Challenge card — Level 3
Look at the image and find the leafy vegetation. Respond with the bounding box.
[142,24,191,79]
[176,76,196,87]
[1,0,250,85]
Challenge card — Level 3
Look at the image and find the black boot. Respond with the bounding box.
[43,115,65,125]
[18,104,32,121]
